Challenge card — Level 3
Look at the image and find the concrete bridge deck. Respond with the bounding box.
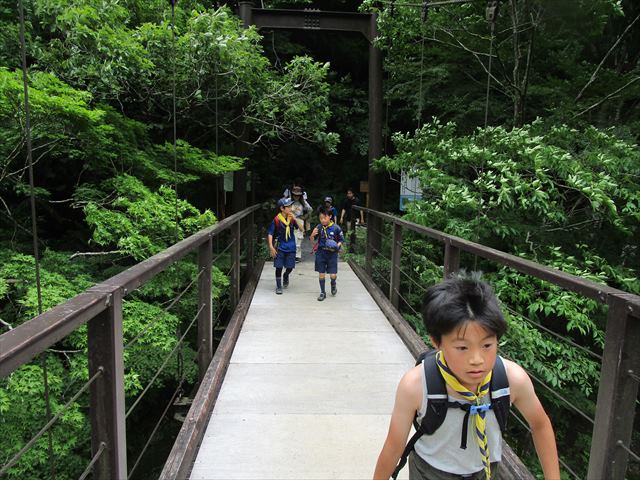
[190,246,414,479]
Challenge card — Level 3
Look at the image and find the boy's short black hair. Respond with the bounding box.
[317,205,330,217]
[421,272,507,343]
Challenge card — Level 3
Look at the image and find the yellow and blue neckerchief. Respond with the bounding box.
[277,213,291,241]
[436,351,493,480]
[321,221,334,242]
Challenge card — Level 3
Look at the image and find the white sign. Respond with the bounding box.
[400,171,422,211]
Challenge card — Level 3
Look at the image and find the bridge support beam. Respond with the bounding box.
[197,238,213,382]
[367,12,384,258]
[88,289,126,480]
[588,295,640,479]
[389,223,403,309]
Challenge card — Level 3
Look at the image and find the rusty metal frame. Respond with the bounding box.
[235,3,385,257]
[0,204,262,479]
[356,206,640,479]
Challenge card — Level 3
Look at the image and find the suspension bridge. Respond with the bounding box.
[1,205,639,479]
[2,1,639,479]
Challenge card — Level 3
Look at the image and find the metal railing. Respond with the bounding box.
[356,206,640,480]
[0,204,262,479]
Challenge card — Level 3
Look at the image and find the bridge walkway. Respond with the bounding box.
[190,244,414,479]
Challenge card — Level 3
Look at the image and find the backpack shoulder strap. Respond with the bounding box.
[391,351,447,479]
[490,356,510,433]
[421,350,449,435]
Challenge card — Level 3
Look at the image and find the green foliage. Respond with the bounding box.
[377,119,639,476]
[83,174,216,260]
[0,357,89,479]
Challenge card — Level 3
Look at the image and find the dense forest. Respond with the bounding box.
[1,0,639,478]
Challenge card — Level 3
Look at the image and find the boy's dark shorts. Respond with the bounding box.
[315,249,338,274]
[274,250,296,269]
[408,452,499,480]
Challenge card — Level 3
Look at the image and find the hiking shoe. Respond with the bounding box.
[283,276,289,288]
[317,292,326,301]
[331,284,337,296]
[276,286,283,295]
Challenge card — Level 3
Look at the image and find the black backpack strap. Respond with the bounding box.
[490,356,510,433]
[391,427,425,479]
[422,351,449,434]
[392,351,448,478]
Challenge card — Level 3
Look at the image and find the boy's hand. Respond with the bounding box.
[269,246,276,258]
[310,227,318,239]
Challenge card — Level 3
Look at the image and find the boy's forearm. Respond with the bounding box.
[531,417,560,479]
[373,445,402,480]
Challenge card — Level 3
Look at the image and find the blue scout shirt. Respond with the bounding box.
[315,222,344,250]
[267,214,300,253]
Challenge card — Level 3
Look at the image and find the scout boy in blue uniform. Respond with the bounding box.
[267,197,303,294]
[310,206,345,301]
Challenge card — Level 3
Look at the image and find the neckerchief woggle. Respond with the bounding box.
[436,350,492,480]
[277,213,291,241]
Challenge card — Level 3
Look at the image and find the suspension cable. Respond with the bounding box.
[17,0,55,477]
[124,266,207,350]
[77,442,106,480]
[126,345,200,480]
[473,0,498,271]
[509,411,582,480]
[125,303,204,418]
[500,354,595,425]
[503,304,603,361]
[0,368,104,476]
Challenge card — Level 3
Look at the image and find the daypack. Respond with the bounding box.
[391,350,510,479]
[271,215,282,249]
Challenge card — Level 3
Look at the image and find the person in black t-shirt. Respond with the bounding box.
[339,188,365,232]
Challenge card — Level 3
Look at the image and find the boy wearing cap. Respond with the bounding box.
[267,198,303,294]
[310,206,344,301]
[322,196,338,223]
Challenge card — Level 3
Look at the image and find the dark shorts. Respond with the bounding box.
[408,452,499,480]
[274,250,296,269]
[315,249,338,274]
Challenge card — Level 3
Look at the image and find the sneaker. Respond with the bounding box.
[331,284,337,296]
[317,292,326,301]
[283,276,289,288]
[295,257,302,263]
[276,286,283,295]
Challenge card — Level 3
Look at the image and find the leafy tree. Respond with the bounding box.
[375,118,639,475]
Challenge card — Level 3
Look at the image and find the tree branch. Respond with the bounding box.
[575,13,640,101]
[69,250,124,260]
[574,76,640,118]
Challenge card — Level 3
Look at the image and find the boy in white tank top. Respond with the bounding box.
[373,273,560,480]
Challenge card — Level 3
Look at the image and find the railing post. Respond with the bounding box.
[587,295,640,479]
[365,218,374,275]
[88,290,126,480]
[443,241,460,279]
[389,223,403,309]
[197,238,213,382]
[247,211,255,273]
[231,221,241,310]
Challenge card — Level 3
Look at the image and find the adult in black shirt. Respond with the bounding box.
[339,188,365,232]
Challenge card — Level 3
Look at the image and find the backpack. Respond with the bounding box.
[271,215,282,249]
[391,350,510,479]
